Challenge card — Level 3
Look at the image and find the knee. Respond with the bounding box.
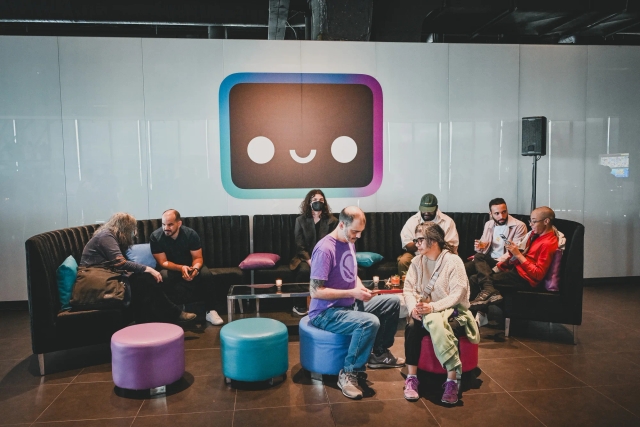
[474,253,487,262]
[360,313,380,331]
[422,312,441,329]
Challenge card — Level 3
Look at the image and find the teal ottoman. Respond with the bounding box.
[220,318,288,385]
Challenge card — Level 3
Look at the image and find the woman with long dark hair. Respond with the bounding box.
[401,222,479,405]
[80,212,195,322]
[289,189,338,314]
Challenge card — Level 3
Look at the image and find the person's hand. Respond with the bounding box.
[353,287,373,302]
[306,259,311,266]
[505,240,522,257]
[145,267,162,283]
[181,265,194,281]
[414,302,432,317]
[411,308,422,321]
[473,239,480,252]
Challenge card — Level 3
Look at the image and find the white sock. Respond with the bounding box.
[407,374,417,380]
[446,378,456,383]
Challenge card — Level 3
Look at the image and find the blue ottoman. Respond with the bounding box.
[220,318,288,384]
[299,316,351,378]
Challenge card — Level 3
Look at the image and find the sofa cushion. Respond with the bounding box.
[239,253,280,270]
[126,243,156,268]
[356,252,384,268]
[543,249,562,292]
[56,255,78,311]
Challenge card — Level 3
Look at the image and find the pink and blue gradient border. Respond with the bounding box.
[219,72,383,199]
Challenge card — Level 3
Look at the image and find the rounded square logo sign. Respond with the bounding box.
[219,73,383,198]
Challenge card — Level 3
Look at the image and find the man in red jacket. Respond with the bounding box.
[470,206,559,308]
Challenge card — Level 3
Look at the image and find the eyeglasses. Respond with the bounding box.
[412,237,426,245]
[529,218,546,224]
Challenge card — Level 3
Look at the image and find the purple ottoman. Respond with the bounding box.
[111,323,185,391]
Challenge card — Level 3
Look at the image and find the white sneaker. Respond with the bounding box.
[475,311,488,327]
[206,310,224,325]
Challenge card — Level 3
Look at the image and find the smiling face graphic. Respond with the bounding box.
[219,73,383,198]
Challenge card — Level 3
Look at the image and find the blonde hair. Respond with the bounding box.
[99,212,137,251]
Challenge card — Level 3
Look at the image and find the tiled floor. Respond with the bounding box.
[1,284,639,427]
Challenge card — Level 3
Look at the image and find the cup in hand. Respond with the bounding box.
[475,239,489,251]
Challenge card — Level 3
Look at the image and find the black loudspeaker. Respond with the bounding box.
[522,116,547,156]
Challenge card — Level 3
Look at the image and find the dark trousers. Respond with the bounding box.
[160,265,226,313]
[404,317,430,367]
[470,266,530,299]
[465,253,498,297]
[129,272,182,322]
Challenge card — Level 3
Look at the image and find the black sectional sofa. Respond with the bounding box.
[252,211,585,340]
[25,215,250,375]
[26,211,584,374]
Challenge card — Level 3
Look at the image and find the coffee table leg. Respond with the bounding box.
[227,298,233,323]
[256,299,260,314]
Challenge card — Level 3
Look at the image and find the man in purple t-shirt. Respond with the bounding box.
[309,206,405,400]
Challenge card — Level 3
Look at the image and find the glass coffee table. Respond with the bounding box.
[226,280,400,322]
[226,283,310,322]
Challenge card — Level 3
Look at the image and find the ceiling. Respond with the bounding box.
[0,0,639,45]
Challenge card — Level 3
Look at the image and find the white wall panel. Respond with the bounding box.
[517,46,588,223]
[58,38,148,226]
[375,43,449,213]
[141,39,227,218]
[448,44,520,214]
[0,37,67,300]
[585,46,640,278]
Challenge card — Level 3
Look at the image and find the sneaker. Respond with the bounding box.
[404,376,420,401]
[178,311,196,322]
[475,311,489,327]
[470,289,498,306]
[206,310,224,325]
[488,293,503,304]
[367,350,406,369]
[337,369,363,400]
[441,380,459,405]
[292,306,308,316]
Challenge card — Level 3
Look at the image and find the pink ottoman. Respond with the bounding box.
[111,323,185,391]
[418,334,478,374]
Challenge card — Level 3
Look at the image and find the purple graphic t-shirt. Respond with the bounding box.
[308,234,357,320]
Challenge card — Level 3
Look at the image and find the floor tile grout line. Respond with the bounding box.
[478,352,549,427]
[129,397,145,427]
[418,395,441,427]
[135,410,235,417]
[589,385,640,418]
[538,353,592,387]
[30,381,74,425]
[505,389,548,427]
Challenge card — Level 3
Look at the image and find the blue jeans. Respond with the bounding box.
[310,295,400,373]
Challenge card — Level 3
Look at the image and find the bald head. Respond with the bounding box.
[533,206,554,223]
[339,206,365,227]
[530,206,555,234]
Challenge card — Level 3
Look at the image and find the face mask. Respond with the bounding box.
[311,201,324,211]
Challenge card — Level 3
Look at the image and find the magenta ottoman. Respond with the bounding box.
[111,323,185,390]
[418,334,478,374]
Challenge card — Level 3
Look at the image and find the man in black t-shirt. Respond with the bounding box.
[150,209,224,325]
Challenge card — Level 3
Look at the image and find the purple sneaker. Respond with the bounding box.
[404,376,419,401]
[441,380,459,405]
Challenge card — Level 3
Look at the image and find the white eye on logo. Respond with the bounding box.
[247,135,358,164]
[247,136,275,164]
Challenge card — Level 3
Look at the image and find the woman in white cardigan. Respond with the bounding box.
[402,222,479,405]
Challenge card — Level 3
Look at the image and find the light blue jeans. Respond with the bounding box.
[310,295,400,373]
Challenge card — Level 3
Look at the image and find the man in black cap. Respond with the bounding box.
[398,193,459,275]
